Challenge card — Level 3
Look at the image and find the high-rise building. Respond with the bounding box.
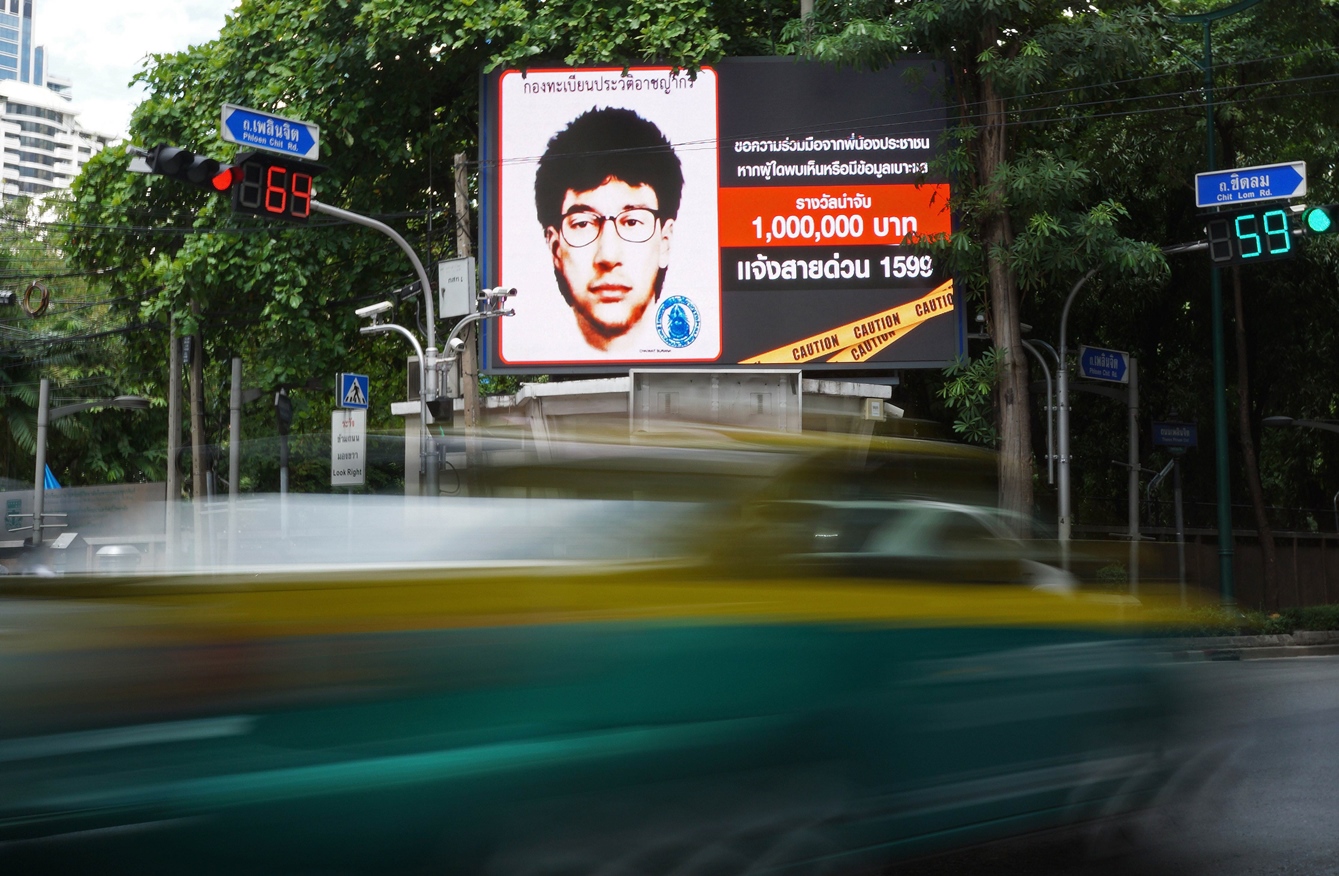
[0,0,112,201]
[0,0,38,86]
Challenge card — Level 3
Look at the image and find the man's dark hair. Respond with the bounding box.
[534,107,684,229]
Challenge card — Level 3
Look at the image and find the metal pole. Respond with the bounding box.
[313,199,440,498]
[1174,3,1266,603]
[229,358,241,499]
[166,321,182,564]
[1128,357,1140,595]
[1057,268,1098,570]
[280,433,290,496]
[360,322,434,497]
[279,430,289,539]
[1204,23,1235,605]
[31,377,48,548]
[228,357,241,566]
[312,200,437,367]
[1022,340,1055,485]
[1175,457,1187,606]
[456,153,481,488]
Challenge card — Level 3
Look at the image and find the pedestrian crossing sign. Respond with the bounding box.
[337,372,370,410]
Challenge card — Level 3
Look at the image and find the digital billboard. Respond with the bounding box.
[479,57,956,373]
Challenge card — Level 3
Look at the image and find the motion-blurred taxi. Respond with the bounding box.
[0,431,1180,875]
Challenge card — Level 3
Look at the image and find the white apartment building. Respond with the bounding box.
[0,0,113,202]
[0,79,111,200]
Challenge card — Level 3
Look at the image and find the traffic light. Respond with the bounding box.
[275,389,293,436]
[1302,205,1339,235]
[231,150,324,224]
[1204,205,1297,266]
[145,145,235,192]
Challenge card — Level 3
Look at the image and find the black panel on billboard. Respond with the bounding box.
[478,58,956,374]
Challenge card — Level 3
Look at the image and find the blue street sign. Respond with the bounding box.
[1152,421,1198,449]
[1078,345,1129,384]
[1195,161,1305,209]
[221,104,320,160]
[337,373,369,410]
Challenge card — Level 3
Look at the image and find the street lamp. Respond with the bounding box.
[23,378,150,547]
[355,291,516,497]
[357,301,437,498]
[1057,268,1099,571]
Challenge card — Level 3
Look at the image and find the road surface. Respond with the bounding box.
[897,654,1339,875]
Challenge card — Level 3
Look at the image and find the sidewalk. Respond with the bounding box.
[1168,630,1339,661]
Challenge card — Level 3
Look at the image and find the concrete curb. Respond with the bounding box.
[1166,630,1339,661]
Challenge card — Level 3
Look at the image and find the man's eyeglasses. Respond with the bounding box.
[558,208,661,248]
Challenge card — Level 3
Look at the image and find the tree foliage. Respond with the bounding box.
[782,0,1170,519]
[19,0,1339,570]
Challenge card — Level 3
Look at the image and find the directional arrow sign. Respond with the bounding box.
[1195,161,1305,209]
[221,104,319,161]
[1078,345,1129,384]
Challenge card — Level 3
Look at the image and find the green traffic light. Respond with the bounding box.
[1304,205,1336,234]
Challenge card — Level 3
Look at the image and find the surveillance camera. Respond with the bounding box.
[448,337,466,352]
[480,287,517,298]
[355,301,394,319]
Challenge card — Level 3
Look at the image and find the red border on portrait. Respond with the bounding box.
[496,66,723,366]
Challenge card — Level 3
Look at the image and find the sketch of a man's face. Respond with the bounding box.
[533,107,685,354]
[545,177,674,350]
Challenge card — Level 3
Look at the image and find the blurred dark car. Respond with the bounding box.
[733,499,1077,590]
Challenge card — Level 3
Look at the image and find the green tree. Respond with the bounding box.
[0,195,163,488]
[60,0,779,494]
[786,1,1169,521]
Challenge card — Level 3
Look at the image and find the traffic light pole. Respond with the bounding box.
[1174,0,1268,605]
[311,200,441,497]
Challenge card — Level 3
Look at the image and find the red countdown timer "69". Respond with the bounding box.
[231,151,324,224]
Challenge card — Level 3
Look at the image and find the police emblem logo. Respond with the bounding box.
[656,296,700,348]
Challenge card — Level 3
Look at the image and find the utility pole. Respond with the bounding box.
[188,301,206,565]
[1127,357,1140,595]
[1174,0,1267,605]
[166,320,182,562]
[188,304,206,502]
[456,152,481,480]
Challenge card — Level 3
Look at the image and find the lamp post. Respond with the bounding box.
[27,378,150,547]
[357,303,436,498]
[1056,269,1099,570]
[1021,338,1058,486]
[356,292,515,497]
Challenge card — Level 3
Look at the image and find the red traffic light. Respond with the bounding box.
[146,144,235,195]
[210,166,239,192]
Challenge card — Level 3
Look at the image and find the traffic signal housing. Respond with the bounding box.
[146,145,235,192]
[231,150,325,225]
[1302,204,1339,235]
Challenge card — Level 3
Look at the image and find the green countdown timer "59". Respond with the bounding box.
[1206,206,1296,266]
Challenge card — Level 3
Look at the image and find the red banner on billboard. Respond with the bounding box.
[718,184,951,249]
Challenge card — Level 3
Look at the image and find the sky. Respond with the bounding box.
[39,0,240,138]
